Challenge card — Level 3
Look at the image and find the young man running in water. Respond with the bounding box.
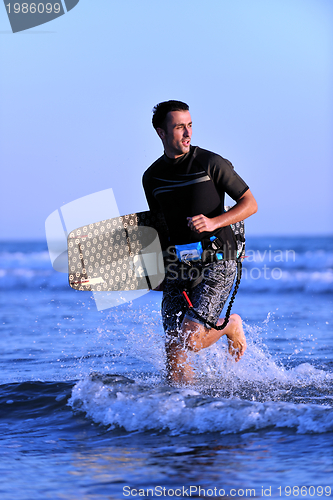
[143,101,258,384]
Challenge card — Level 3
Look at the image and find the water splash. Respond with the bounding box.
[68,371,333,436]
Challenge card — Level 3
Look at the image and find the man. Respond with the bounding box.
[143,100,258,384]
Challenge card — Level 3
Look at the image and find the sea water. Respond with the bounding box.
[0,236,332,499]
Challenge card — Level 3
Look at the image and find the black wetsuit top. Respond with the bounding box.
[142,146,249,253]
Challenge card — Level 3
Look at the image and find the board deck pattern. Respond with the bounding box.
[228,219,246,259]
[68,211,168,292]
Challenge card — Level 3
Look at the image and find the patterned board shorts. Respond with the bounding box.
[161,259,237,334]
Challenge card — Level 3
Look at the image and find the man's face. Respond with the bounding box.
[158,110,192,159]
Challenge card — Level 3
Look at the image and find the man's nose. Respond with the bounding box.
[184,126,191,137]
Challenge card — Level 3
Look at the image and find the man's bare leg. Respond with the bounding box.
[165,336,195,384]
[181,314,246,360]
[166,314,247,384]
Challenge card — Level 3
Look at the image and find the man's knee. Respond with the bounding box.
[181,321,207,352]
[229,313,242,326]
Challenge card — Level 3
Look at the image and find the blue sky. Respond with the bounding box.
[0,0,332,239]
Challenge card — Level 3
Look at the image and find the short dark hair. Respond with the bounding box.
[152,100,189,131]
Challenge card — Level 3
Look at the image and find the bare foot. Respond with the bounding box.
[218,314,247,362]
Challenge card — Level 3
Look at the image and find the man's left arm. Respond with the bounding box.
[188,189,258,234]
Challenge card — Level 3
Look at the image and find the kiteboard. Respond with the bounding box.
[67,207,245,293]
[67,211,168,292]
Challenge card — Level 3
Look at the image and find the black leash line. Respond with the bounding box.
[182,260,243,331]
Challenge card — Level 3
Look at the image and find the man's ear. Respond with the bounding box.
[156,127,166,140]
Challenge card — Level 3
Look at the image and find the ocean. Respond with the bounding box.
[0,236,332,499]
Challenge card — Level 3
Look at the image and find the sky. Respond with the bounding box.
[0,0,332,239]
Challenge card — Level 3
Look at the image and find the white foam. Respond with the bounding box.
[68,368,333,435]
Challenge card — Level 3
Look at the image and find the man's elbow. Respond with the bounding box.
[240,190,258,216]
[251,198,258,215]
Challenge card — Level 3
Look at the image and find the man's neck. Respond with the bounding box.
[164,151,186,160]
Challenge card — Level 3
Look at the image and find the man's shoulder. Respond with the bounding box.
[143,154,165,180]
[193,146,234,169]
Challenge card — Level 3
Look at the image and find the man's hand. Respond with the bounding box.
[187,190,258,235]
[187,215,217,233]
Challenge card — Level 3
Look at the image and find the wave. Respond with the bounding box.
[0,250,51,269]
[68,362,333,435]
[1,248,332,270]
[0,247,332,293]
[0,381,73,419]
[1,358,332,436]
[239,268,333,294]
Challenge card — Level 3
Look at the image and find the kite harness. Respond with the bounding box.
[174,211,245,331]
